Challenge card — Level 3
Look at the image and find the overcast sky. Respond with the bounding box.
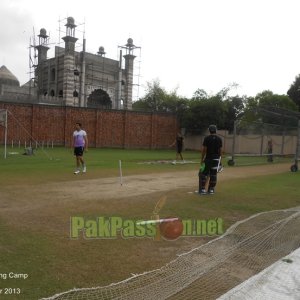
[1,0,300,100]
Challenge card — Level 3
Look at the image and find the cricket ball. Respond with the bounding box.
[159,217,183,240]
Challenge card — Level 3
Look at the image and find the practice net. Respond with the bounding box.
[42,206,300,300]
[227,119,299,166]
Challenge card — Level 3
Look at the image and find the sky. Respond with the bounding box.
[1,0,300,100]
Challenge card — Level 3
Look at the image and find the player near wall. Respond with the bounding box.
[73,122,88,174]
[267,138,273,162]
[170,131,184,164]
[199,125,222,195]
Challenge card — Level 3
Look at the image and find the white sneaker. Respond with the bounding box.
[208,188,215,195]
[74,170,80,174]
[200,189,207,195]
[82,166,86,173]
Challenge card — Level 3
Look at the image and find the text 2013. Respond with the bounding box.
[0,288,21,295]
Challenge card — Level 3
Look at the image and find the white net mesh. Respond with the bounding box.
[42,207,300,300]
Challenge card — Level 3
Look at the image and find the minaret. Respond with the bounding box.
[121,38,139,110]
[117,50,123,110]
[36,28,49,62]
[79,38,86,107]
[35,28,49,96]
[62,17,78,106]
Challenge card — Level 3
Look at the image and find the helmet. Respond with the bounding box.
[209,124,217,134]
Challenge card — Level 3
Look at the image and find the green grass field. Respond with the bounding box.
[0,146,294,184]
[0,147,299,299]
[0,147,200,185]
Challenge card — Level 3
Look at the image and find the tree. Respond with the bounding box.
[287,75,300,111]
[258,91,297,111]
[216,82,239,101]
[224,96,245,132]
[132,80,189,124]
[182,84,241,133]
[132,80,169,112]
[241,90,298,125]
[181,96,227,134]
[240,96,258,123]
[192,89,208,100]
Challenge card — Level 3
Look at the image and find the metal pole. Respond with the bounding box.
[281,113,286,155]
[119,160,123,186]
[295,119,300,166]
[4,110,7,159]
[281,126,286,155]
[260,123,264,156]
[231,120,237,163]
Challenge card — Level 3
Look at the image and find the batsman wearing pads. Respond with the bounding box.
[199,125,222,195]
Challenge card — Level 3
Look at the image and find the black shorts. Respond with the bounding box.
[176,145,183,153]
[74,146,84,157]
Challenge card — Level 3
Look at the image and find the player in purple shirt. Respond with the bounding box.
[73,122,88,174]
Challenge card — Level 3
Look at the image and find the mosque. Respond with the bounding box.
[0,65,34,102]
[0,17,139,110]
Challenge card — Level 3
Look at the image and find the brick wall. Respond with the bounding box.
[0,102,178,149]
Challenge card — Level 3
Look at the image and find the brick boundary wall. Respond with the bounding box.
[0,102,178,149]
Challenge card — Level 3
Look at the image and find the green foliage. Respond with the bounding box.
[287,74,300,110]
[183,84,244,134]
[133,80,168,112]
[182,97,227,133]
[224,96,245,132]
[193,89,208,100]
[240,96,258,123]
[132,79,189,124]
[257,90,297,110]
[133,80,188,112]
[134,80,299,134]
[241,90,298,126]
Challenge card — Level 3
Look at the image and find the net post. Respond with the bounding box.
[295,119,300,167]
[4,110,7,159]
[280,112,286,155]
[281,125,286,155]
[260,123,264,156]
[119,160,123,186]
[231,120,237,163]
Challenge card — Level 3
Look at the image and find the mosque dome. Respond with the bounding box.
[98,46,106,55]
[126,38,134,47]
[67,17,75,26]
[0,65,20,87]
[39,28,47,37]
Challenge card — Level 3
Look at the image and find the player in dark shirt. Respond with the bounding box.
[170,132,184,164]
[267,139,273,162]
[199,125,222,195]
